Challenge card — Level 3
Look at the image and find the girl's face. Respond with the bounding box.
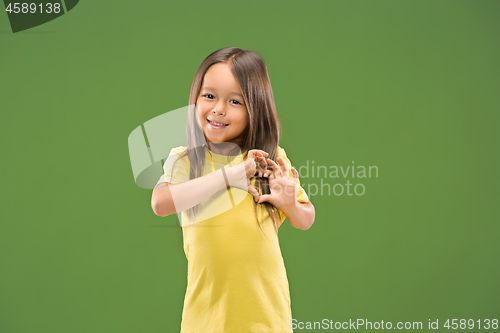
[196,63,249,147]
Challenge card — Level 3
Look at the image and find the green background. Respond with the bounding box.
[1,0,499,332]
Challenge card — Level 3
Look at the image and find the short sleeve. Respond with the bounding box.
[155,146,190,188]
[276,146,310,222]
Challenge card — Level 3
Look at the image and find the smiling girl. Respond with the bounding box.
[151,47,315,333]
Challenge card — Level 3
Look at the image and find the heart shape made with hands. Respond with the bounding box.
[248,156,300,208]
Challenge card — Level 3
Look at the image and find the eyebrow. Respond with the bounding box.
[202,86,244,98]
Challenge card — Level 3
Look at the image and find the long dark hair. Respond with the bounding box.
[174,47,283,234]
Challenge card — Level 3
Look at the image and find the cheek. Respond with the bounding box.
[237,112,249,130]
[194,103,205,128]
[195,99,207,117]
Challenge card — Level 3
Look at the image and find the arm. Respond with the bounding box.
[255,156,316,230]
[280,201,315,230]
[151,149,269,217]
[151,164,244,217]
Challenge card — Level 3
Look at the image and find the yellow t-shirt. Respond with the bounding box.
[154,145,309,333]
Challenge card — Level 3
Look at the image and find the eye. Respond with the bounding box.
[231,100,242,105]
[202,94,214,99]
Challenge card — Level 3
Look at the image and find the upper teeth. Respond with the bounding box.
[211,120,226,126]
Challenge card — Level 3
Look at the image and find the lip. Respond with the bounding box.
[207,118,229,129]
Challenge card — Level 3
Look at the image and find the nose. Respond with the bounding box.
[212,108,225,116]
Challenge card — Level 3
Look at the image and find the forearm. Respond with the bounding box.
[152,164,246,216]
[281,201,315,230]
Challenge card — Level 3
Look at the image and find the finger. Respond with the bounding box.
[257,194,274,205]
[248,152,267,169]
[277,157,289,179]
[247,185,260,202]
[266,159,282,178]
[248,149,268,159]
[263,168,273,178]
[291,167,299,180]
[256,165,265,178]
[255,155,268,166]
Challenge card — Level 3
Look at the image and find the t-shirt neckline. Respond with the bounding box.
[207,146,248,165]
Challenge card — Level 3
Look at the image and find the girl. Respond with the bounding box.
[151,47,315,333]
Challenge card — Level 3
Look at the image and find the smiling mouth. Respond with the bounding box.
[207,119,229,127]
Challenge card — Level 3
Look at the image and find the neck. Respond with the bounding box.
[208,142,245,156]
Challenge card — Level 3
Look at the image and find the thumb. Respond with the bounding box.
[257,194,274,205]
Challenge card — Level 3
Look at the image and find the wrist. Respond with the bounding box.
[225,164,247,189]
[279,199,300,217]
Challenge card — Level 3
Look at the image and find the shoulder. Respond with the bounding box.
[277,146,294,168]
[277,145,287,158]
[169,146,188,157]
[277,146,292,162]
[165,146,189,168]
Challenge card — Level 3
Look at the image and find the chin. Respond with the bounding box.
[205,135,224,144]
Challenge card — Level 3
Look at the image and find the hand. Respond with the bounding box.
[254,157,299,211]
[225,149,269,195]
[243,149,269,178]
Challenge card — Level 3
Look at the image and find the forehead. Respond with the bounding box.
[202,63,241,93]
